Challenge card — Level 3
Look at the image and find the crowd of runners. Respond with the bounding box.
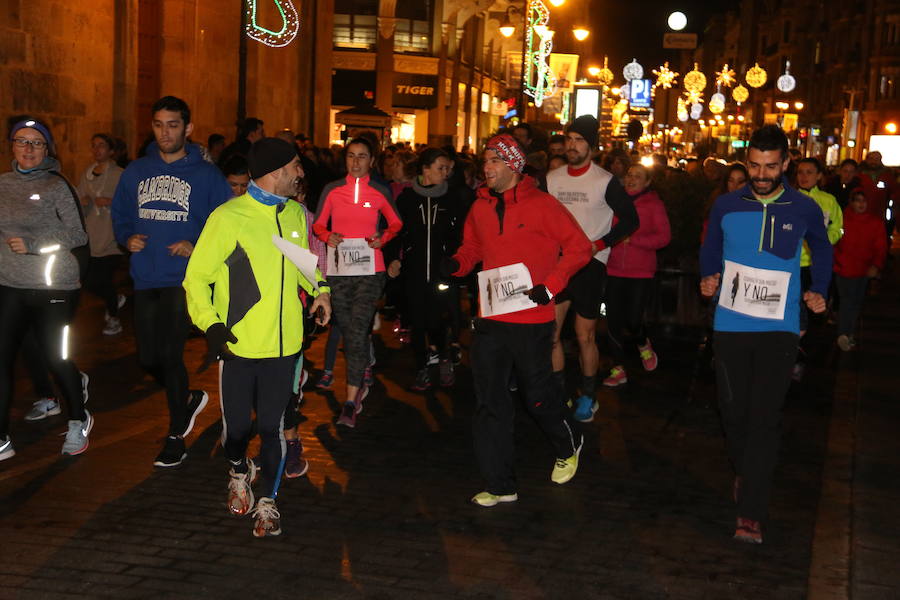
[1,95,894,541]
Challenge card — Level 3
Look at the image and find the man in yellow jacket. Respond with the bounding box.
[184,137,330,537]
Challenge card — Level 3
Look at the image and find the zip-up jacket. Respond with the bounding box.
[112,142,231,289]
[833,207,887,278]
[700,182,833,334]
[452,176,592,324]
[183,193,329,359]
[798,186,842,267]
[0,157,87,291]
[394,179,469,284]
[606,188,671,278]
[312,174,402,273]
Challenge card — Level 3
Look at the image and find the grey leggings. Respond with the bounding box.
[328,273,385,388]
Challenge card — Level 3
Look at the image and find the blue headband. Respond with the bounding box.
[9,119,54,150]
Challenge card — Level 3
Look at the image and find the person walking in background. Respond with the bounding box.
[602,164,671,388]
[833,190,887,351]
[0,118,91,461]
[112,96,232,468]
[77,133,126,336]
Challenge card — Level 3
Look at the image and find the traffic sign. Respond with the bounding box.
[663,33,697,49]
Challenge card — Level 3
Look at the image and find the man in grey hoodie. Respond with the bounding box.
[0,118,91,461]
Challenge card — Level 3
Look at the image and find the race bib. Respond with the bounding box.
[326,238,375,276]
[477,262,538,318]
[718,260,791,320]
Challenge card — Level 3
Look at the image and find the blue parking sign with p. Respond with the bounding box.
[630,79,651,108]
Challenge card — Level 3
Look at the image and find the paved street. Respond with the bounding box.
[2,258,899,600]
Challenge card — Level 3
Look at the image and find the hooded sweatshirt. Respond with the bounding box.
[606,188,671,278]
[112,142,231,289]
[0,157,87,290]
[452,176,592,324]
[833,207,887,278]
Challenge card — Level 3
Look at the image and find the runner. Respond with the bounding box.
[700,125,832,544]
[184,137,331,537]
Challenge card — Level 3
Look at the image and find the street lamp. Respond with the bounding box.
[548,0,565,6]
[794,101,804,111]
[887,122,898,134]
[587,66,600,77]
[499,6,519,38]
[667,11,687,31]
[573,27,590,41]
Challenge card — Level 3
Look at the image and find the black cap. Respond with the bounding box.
[247,137,297,179]
[566,114,599,149]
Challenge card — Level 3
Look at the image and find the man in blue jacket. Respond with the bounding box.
[700,125,832,544]
[112,96,231,468]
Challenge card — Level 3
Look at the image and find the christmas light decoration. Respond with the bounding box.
[685,88,704,105]
[716,63,736,88]
[683,63,706,94]
[745,63,767,88]
[732,84,749,103]
[522,0,558,107]
[245,0,300,47]
[653,62,679,89]
[777,60,796,93]
[623,59,644,81]
[596,56,614,86]
[677,96,689,122]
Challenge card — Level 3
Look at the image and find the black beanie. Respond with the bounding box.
[247,137,297,179]
[567,114,599,149]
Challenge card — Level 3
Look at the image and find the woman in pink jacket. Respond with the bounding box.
[603,164,671,387]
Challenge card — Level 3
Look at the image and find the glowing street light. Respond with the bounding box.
[667,11,687,31]
[794,101,805,111]
[499,21,515,38]
[887,122,898,134]
[548,0,565,6]
[587,66,600,77]
[573,27,590,41]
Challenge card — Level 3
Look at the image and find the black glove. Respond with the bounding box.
[527,284,553,305]
[440,257,460,278]
[198,323,238,373]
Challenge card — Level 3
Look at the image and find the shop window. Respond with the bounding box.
[333,14,377,50]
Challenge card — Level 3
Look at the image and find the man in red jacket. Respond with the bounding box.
[444,133,593,507]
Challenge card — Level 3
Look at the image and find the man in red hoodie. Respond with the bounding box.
[833,190,887,351]
[444,134,592,507]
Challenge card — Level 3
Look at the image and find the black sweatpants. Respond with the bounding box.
[84,255,121,316]
[221,354,296,498]
[406,280,459,368]
[605,276,654,363]
[713,330,798,523]
[470,319,581,495]
[133,287,191,436]
[328,273,385,388]
[0,286,86,438]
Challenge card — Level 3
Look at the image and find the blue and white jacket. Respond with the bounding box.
[700,181,832,334]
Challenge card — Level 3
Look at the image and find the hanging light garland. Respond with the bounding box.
[745,62,767,88]
[677,96,689,122]
[245,0,300,47]
[715,63,737,88]
[623,58,644,81]
[522,0,557,107]
[653,62,679,89]
[709,89,726,114]
[683,63,707,94]
[596,56,614,86]
[732,84,749,103]
[777,60,796,93]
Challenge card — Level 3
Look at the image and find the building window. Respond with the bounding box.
[333,14,377,50]
[394,19,429,53]
[880,75,896,100]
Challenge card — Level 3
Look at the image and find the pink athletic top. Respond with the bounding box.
[313,174,402,272]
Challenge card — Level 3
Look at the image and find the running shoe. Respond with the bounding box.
[116,294,127,310]
[638,340,658,371]
[471,491,518,507]
[426,352,439,366]
[0,437,15,462]
[733,517,762,544]
[154,435,186,467]
[362,366,374,388]
[572,395,598,422]
[182,390,209,437]
[25,397,61,422]
[603,366,628,387]
[337,401,357,428]
[316,370,333,389]
[252,497,282,537]
[102,316,123,336]
[61,411,93,455]
[550,434,583,484]
[411,368,432,391]
[284,439,308,478]
[227,459,258,516]
[439,359,455,387]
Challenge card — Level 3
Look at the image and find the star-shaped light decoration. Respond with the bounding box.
[653,62,679,89]
[715,63,736,88]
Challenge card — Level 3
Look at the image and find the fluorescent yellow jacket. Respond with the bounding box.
[184,194,329,359]
[799,186,842,267]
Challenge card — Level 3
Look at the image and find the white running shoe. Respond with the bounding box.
[25,398,61,422]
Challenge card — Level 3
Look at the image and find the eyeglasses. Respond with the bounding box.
[12,138,48,149]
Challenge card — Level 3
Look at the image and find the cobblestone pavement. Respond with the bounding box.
[1,261,898,599]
